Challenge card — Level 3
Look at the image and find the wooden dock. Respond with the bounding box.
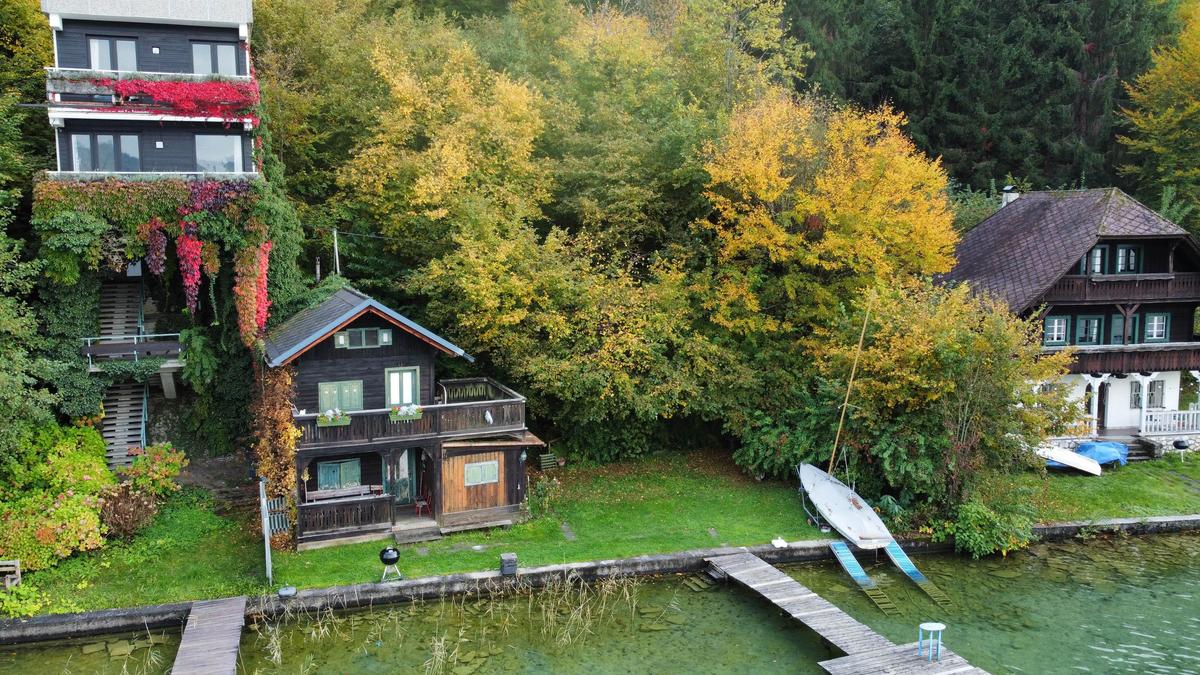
[707,552,987,674]
[171,596,247,675]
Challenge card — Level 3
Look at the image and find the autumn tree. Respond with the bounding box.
[1120,4,1200,231]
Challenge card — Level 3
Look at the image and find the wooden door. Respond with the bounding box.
[1098,382,1109,430]
[441,451,506,514]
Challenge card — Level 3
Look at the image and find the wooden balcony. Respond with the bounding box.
[296,494,393,539]
[1044,342,1200,374]
[294,378,527,452]
[1042,273,1200,305]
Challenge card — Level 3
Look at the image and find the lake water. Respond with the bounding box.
[3,533,1197,674]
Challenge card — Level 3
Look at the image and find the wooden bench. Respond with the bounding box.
[306,484,383,502]
[0,560,20,591]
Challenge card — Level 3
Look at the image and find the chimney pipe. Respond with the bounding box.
[1001,185,1020,207]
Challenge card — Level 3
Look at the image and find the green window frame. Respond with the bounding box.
[1043,315,1070,346]
[1110,314,1140,345]
[317,380,363,412]
[464,460,500,487]
[1080,245,1108,275]
[385,366,420,407]
[1075,315,1104,346]
[1144,312,1170,343]
[1115,245,1143,274]
[316,458,361,490]
[334,327,394,350]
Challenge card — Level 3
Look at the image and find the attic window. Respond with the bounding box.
[335,327,393,350]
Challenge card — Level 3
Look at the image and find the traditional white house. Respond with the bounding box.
[944,188,1200,444]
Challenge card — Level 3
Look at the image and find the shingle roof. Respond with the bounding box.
[263,286,471,367]
[943,188,1192,312]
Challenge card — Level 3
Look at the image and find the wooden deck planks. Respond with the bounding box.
[707,553,988,674]
[171,596,247,675]
[819,642,989,675]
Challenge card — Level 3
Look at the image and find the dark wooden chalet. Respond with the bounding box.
[945,188,1200,436]
[263,287,542,548]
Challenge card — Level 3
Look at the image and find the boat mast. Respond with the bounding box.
[827,300,872,475]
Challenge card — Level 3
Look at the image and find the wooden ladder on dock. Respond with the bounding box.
[171,596,247,675]
[829,541,901,615]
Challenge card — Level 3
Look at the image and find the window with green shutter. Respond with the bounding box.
[1116,245,1143,274]
[1145,313,1170,342]
[317,380,363,412]
[316,459,362,490]
[385,367,420,407]
[464,460,500,487]
[334,328,394,350]
[1043,316,1070,346]
[1075,315,1103,345]
[1111,314,1139,345]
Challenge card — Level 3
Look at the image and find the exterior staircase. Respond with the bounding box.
[97,281,141,341]
[100,382,146,467]
[96,281,147,468]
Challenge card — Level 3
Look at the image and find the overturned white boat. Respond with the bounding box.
[1035,445,1102,476]
[798,463,893,550]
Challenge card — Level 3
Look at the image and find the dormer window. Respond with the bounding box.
[1116,245,1142,274]
[89,37,137,71]
[1079,245,1107,275]
[335,327,393,350]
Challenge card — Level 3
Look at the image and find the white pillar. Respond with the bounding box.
[1135,372,1158,435]
[160,371,177,399]
[1083,373,1111,437]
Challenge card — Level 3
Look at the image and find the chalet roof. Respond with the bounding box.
[263,286,472,367]
[943,188,1193,313]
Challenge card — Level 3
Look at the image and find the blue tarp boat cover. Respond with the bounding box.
[1047,441,1129,468]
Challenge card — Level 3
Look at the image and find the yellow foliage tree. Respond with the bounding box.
[1120,4,1200,229]
[698,92,958,336]
[337,21,550,263]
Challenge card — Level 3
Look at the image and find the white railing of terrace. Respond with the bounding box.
[1142,410,1200,434]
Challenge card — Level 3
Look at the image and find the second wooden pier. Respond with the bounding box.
[707,552,987,674]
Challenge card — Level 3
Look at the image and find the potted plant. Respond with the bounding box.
[390,403,423,422]
[317,408,351,427]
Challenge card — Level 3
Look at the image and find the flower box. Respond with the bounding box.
[390,405,423,422]
[317,410,351,427]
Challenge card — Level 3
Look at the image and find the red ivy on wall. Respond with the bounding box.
[233,245,260,348]
[255,241,272,331]
[176,232,203,314]
[138,218,167,276]
[98,79,260,124]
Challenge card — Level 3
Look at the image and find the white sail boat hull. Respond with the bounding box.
[799,464,893,550]
[1035,445,1102,476]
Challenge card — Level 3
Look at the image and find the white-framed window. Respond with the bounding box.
[385,367,419,407]
[191,41,239,76]
[1116,245,1142,274]
[1044,316,1069,345]
[71,133,140,172]
[1145,313,1169,342]
[464,460,499,487]
[89,37,137,71]
[335,327,393,350]
[195,134,243,172]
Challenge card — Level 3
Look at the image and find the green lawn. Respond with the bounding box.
[21,450,1200,615]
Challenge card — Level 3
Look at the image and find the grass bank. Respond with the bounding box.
[21,451,1200,615]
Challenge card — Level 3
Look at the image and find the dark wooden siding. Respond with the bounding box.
[291,315,438,413]
[300,451,383,494]
[57,20,246,75]
[1090,239,1200,274]
[57,119,253,172]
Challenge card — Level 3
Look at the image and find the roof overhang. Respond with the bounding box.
[266,299,473,368]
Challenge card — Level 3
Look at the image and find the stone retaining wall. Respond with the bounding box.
[3,514,1199,645]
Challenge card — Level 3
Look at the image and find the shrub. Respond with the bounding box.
[0,493,105,571]
[122,443,188,499]
[940,491,1036,559]
[100,482,160,541]
[529,475,563,518]
[0,583,48,618]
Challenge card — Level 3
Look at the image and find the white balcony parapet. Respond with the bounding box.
[47,67,253,83]
[42,0,252,28]
[46,170,260,182]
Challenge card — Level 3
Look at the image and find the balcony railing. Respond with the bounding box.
[297,495,393,538]
[294,378,527,451]
[1044,342,1200,374]
[1143,410,1200,435]
[46,67,252,95]
[80,332,183,369]
[1042,273,1200,304]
